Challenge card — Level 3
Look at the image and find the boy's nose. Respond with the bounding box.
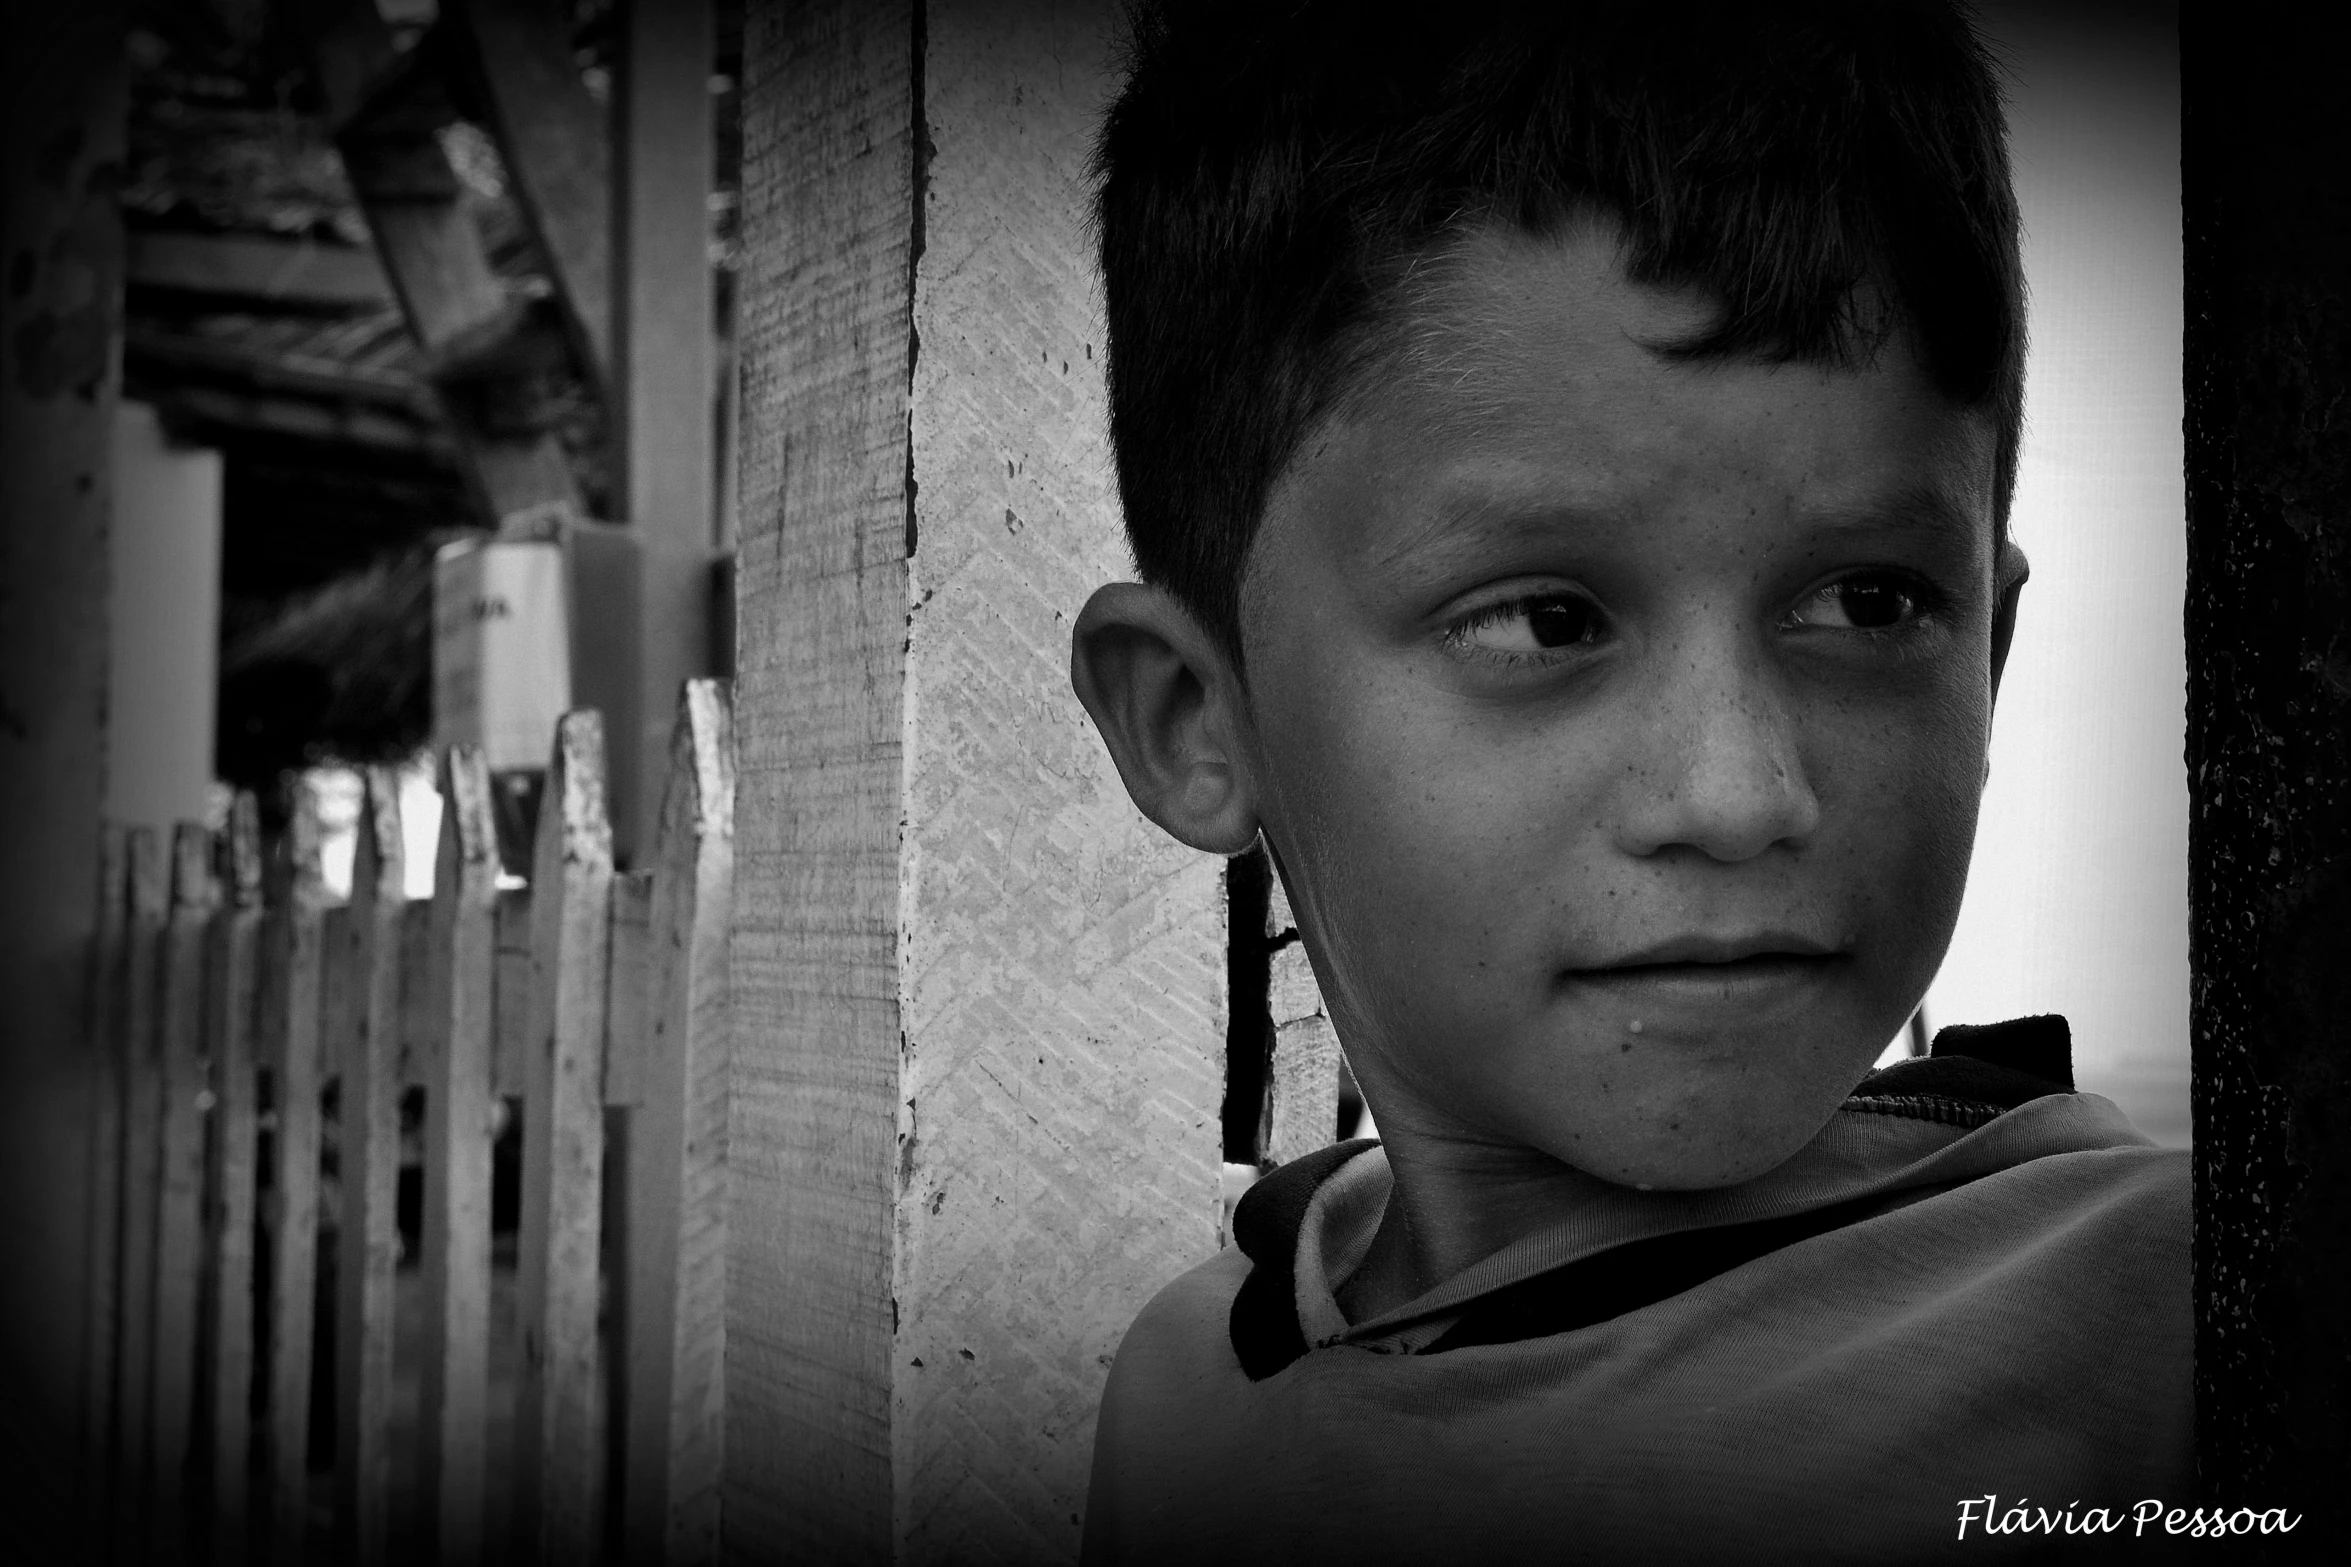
[1612,649,1821,864]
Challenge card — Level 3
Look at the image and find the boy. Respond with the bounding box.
[1066,0,2191,1560]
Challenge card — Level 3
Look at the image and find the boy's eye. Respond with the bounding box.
[1785,575,1923,632]
[1454,593,1605,654]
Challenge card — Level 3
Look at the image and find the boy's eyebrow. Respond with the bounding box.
[1370,491,1624,572]
[1798,484,1984,542]
[1375,480,1981,574]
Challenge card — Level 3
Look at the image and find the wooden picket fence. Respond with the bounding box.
[77,680,734,1566]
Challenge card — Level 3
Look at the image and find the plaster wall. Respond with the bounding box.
[105,401,221,835]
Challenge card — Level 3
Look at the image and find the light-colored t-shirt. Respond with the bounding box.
[1082,1084,2190,1565]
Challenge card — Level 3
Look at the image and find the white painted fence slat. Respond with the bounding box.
[625,680,733,1566]
[335,768,408,1565]
[264,781,329,1562]
[203,794,266,1560]
[78,823,128,1526]
[420,743,500,1567]
[111,827,168,1561]
[514,710,615,1562]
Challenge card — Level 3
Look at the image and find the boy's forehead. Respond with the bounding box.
[1263,227,1997,576]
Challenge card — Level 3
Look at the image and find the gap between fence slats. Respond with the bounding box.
[203,793,266,1562]
[625,679,733,1567]
[496,886,536,1101]
[515,710,615,1562]
[111,827,168,1562]
[335,769,408,1566]
[265,781,329,1563]
[400,893,435,1088]
[605,873,653,1112]
[421,744,500,1567]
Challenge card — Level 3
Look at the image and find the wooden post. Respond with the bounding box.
[513,712,615,1562]
[623,680,732,1566]
[731,4,1225,1557]
[203,794,266,1560]
[333,770,407,1565]
[2182,1,2351,1538]
[0,10,122,1543]
[79,825,129,1527]
[420,745,500,1566]
[111,828,169,1552]
[614,0,718,860]
[263,781,329,1562]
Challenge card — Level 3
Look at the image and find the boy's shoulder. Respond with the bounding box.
[1082,1085,2191,1565]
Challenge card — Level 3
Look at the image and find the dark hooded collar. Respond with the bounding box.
[1228,1015,2077,1381]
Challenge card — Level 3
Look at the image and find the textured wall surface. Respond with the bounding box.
[898,5,1224,1556]
[2182,1,2351,1541]
[730,2,1222,1560]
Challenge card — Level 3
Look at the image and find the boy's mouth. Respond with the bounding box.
[1567,934,1846,1008]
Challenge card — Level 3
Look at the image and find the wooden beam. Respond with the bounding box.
[2183,0,2351,1536]
[125,326,428,412]
[730,3,1224,1556]
[441,0,614,395]
[297,0,585,527]
[148,386,448,462]
[513,711,613,1562]
[613,0,718,863]
[126,230,393,311]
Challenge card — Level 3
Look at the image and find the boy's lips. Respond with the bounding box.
[1564,934,1847,1010]
[1587,931,1843,967]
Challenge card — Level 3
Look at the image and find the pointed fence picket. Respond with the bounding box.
[77,686,737,1564]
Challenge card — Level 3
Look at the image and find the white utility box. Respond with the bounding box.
[432,538,573,772]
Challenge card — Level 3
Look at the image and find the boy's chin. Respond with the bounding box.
[1535,1102,1842,1193]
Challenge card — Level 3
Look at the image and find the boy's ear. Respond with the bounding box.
[1070,582,1262,855]
[1988,539,2031,700]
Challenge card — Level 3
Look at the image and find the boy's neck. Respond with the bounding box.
[1336,1133,1633,1322]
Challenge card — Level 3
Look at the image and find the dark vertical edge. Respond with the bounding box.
[1221,847,1273,1165]
[2181,1,2351,1546]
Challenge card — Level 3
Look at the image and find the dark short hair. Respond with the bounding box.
[1091,0,2026,662]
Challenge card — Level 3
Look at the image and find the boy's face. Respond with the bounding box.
[1235,223,2012,1190]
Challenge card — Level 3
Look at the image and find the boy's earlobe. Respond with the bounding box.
[1988,540,2031,698]
[1070,583,1262,855]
